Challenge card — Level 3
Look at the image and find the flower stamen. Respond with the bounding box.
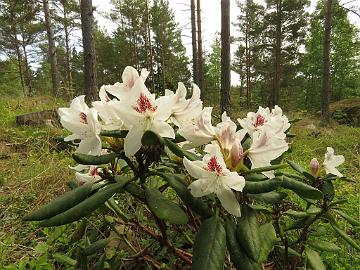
[133,93,157,113]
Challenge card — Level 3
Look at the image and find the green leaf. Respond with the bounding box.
[123,182,145,200]
[192,216,226,270]
[277,245,301,257]
[288,160,305,173]
[41,176,131,227]
[305,247,326,270]
[225,218,260,270]
[333,209,360,227]
[280,176,323,200]
[243,178,282,194]
[141,130,164,146]
[329,218,360,251]
[236,205,261,261]
[100,130,128,138]
[145,188,188,225]
[157,173,213,218]
[328,198,348,208]
[248,191,287,204]
[164,138,200,161]
[308,239,340,252]
[83,239,110,256]
[306,206,322,215]
[258,223,277,263]
[284,210,308,218]
[23,183,93,221]
[244,164,288,174]
[244,173,268,181]
[52,253,77,266]
[72,152,117,165]
[319,180,335,200]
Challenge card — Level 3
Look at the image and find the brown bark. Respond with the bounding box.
[43,0,59,97]
[321,0,334,122]
[21,32,32,95]
[196,0,204,95]
[145,0,155,91]
[12,27,26,96]
[190,0,198,85]
[80,0,97,101]
[245,11,251,107]
[270,0,282,107]
[61,0,73,94]
[221,0,231,114]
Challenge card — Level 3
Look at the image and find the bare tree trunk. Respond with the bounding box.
[61,0,73,94]
[21,33,32,95]
[12,26,26,96]
[321,0,334,122]
[245,16,250,107]
[270,0,282,107]
[190,0,198,85]
[221,0,231,114]
[80,0,97,101]
[196,0,204,96]
[145,0,155,91]
[43,0,59,97]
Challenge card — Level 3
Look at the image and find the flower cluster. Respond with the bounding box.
[59,66,344,217]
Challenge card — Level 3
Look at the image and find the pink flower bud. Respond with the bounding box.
[310,158,320,176]
[231,138,244,168]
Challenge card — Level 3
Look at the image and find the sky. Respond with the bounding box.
[92,0,360,85]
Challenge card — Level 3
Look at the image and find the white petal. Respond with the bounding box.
[222,172,246,191]
[64,133,81,142]
[188,178,214,197]
[150,120,175,138]
[216,188,241,217]
[124,124,144,157]
[154,95,173,121]
[77,135,102,155]
[183,157,207,179]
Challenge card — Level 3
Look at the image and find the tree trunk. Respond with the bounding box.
[21,33,32,95]
[43,0,59,97]
[80,0,97,101]
[190,0,198,85]
[145,0,155,91]
[321,0,334,122]
[12,28,26,96]
[245,13,250,107]
[196,0,204,95]
[270,0,282,107]
[220,0,231,115]
[61,0,73,94]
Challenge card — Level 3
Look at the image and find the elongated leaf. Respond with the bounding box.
[23,183,92,221]
[244,174,268,181]
[225,218,260,270]
[277,245,301,257]
[328,199,348,208]
[192,216,226,270]
[100,130,128,138]
[305,247,326,270]
[288,160,305,173]
[141,130,164,146]
[281,176,323,200]
[284,210,308,218]
[164,138,200,161]
[83,239,110,256]
[52,253,77,266]
[308,240,340,252]
[145,188,188,225]
[258,223,277,263]
[72,152,117,165]
[243,178,282,194]
[329,219,360,250]
[244,164,288,174]
[248,191,287,204]
[157,173,213,218]
[41,176,131,227]
[333,209,360,227]
[236,205,261,261]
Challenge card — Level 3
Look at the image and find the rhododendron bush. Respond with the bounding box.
[24,66,359,269]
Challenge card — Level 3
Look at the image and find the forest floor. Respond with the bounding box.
[0,96,359,269]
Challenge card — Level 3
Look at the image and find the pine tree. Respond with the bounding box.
[221,0,231,114]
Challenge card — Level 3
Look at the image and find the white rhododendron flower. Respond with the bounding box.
[75,165,102,183]
[58,96,102,155]
[165,83,202,127]
[183,144,245,217]
[115,78,175,157]
[323,147,345,177]
[179,107,216,148]
[238,105,290,139]
[247,130,289,178]
[104,66,150,101]
[92,87,124,130]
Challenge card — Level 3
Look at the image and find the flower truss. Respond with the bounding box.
[58,66,345,218]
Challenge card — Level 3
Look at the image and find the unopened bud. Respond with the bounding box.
[231,138,244,168]
[310,158,320,177]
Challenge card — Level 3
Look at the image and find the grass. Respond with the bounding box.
[0,96,359,268]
